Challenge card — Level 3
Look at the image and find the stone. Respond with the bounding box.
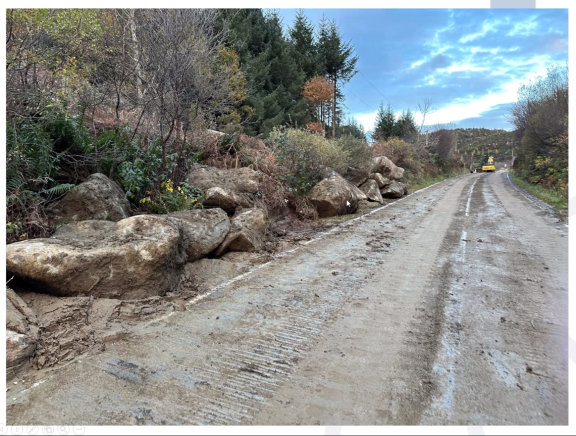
[6,215,187,300]
[370,156,405,181]
[359,179,384,204]
[308,175,361,218]
[202,187,253,215]
[167,209,230,262]
[6,288,38,369]
[370,173,391,188]
[186,164,259,194]
[343,166,369,187]
[46,173,130,224]
[215,208,268,255]
[380,180,407,198]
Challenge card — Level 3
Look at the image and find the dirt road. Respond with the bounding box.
[6,172,568,425]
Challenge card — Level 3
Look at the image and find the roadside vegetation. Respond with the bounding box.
[508,65,568,215]
[510,171,568,218]
[5,8,476,245]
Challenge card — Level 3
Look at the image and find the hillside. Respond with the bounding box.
[453,128,518,167]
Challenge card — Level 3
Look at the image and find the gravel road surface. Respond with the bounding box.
[7,172,568,425]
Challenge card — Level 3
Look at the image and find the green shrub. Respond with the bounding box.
[269,127,349,196]
[335,134,372,170]
[6,101,88,242]
[42,101,93,154]
[139,180,204,214]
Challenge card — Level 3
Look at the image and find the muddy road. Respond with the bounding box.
[7,172,568,425]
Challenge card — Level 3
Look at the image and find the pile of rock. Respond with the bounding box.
[187,164,259,215]
[5,168,269,371]
[307,156,407,217]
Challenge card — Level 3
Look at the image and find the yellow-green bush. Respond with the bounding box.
[335,134,373,171]
[269,127,350,195]
[372,137,421,173]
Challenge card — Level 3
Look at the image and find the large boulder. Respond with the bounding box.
[370,173,391,188]
[215,208,267,255]
[202,187,253,215]
[308,175,361,218]
[167,209,230,262]
[6,288,39,369]
[46,173,130,224]
[347,180,368,202]
[381,180,407,198]
[186,164,259,194]
[6,215,187,300]
[370,156,405,181]
[343,166,369,187]
[359,179,384,204]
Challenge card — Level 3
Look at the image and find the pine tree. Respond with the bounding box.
[373,103,386,141]
[289,9,318,80]
[224,9,309,136]
[373,103,397,141]
[397,109,417,141]
[338,117,366,140]
[318,17,358,138]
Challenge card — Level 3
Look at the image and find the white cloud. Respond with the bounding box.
[437,63,489,74]
[507,16,538,36]
[412,64,550,128]
[354,60,551,132]
[459,20,501,43]
[354,112,378,133]
[410,58,427,69]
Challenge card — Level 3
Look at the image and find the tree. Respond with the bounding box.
[510,64,568,165]
[338,117,366,140]
[434,129,455,165]
[224,9,309,136]
[302,76,334,133]
[397,109,418,142]
[318,17,358,138]
[125,9,244,167]
[373,103,397,141]
[289,9,318,80]
[6,9,104,121]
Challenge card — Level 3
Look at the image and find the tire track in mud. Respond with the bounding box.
[421,173,568,424]
[250,175,479,425]
[7,178,463,425]
[419,174,486,423]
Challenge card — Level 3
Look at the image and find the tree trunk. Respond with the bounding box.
[128,10,142,101]
[332,77,337,139]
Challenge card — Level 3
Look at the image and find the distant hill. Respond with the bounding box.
[452,128,519,168]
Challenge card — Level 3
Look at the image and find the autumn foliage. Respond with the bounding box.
[302,76,333,133]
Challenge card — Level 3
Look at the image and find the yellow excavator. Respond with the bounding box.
[482,155,496,172]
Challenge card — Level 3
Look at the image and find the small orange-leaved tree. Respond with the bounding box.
[302,76,333,136]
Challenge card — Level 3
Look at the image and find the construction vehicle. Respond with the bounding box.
[481,154,496,172]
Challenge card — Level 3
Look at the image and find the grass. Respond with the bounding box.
[510,170,568,219]
[409,173,453,192]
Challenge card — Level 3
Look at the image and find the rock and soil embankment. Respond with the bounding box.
[5,156,407,376]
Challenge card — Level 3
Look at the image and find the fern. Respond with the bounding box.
[42,184,75,196]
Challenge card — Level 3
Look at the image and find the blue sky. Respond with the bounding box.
[275,8,568,132]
